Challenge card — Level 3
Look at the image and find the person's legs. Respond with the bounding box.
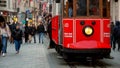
[18,40,22,51]
[2,36,7,56]
[110,35,113,48]
[25,34,27,43]
[41,33,44,44]
[34,35,36,43]
[48,32,53,48]
[117,39,120,51]
[14,40,19,52]
[113,38,116,50]
[39,33,41,43]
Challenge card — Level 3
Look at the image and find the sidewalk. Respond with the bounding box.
[0,41,50,68]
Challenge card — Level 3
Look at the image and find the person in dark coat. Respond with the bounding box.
[10,22,17,43]
[24,23,29,43]
[113,21,120,51]
[47,14,54,49]
[12,24,23,54]
[31,24,36,43]
[115,21,120,51]
[37,19,45,44]
[28,24,33,43]
[110,22,114,48]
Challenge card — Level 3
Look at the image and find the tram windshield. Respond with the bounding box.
[63,0,110,18]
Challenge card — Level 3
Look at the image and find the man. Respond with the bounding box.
[47,14,55,49]
[12,24,23,54]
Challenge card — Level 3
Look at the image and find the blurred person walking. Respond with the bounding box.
[0,15,11,57]
[31,24,36,43]
[24,23,29,43]
[44,16,49,36]
[37,17,45,44]
[113,21,120,51]
[110,22,114,48]
[12,24,23,54]
[28,24,32,43]
[47,14,54,49]
[10,20,17,43]
[115,21,120,51]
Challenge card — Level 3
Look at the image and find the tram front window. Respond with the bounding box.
[89,0,100,16]
[76,0,87,16]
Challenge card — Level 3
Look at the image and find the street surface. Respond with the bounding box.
[0,35,120,68]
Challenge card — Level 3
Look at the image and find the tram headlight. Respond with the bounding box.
[83,26,94,36]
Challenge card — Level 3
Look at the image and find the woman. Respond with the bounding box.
[0,15,11,57]
[12,24,23,54]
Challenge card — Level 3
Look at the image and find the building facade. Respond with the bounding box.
[111,0,120,23]
[0,0,17,22]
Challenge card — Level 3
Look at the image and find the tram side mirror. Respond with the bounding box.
[115,0,118,2]
[56,0,60,3]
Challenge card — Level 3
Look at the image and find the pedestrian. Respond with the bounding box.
[115,21,120,51]
[10,20,17,43]
[43,16,49,37]
[113,21,119,51]
[31,24,36,43]
[0,15,11,57]
[37,17,45,44]
[110,22,114,48]
[12,24,23,54]
[28,24,32,43]
[47,14,54,49]
[24,23,29,43]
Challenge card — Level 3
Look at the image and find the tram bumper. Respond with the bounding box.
[63,40,111,58]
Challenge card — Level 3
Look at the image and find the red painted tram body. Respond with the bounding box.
[51,0,111,59]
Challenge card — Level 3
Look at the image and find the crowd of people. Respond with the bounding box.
[0,12,53,57]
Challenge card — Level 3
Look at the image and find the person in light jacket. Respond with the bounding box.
[0,15,11,57]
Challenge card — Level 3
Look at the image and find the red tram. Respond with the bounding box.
[52,0,111,59]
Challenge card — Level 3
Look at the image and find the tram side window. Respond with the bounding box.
[68,1,73,17]
[63,0,73,18]
[89,0,100,16]
[63,0,67,17]
[76,0,87,16]
[103,0,110,17]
